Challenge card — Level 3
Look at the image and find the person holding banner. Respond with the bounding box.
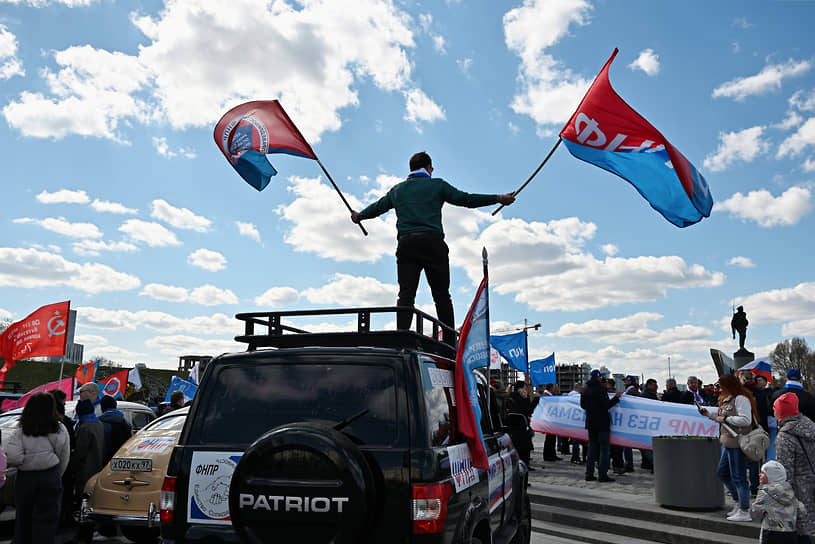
[581,370,622,482]
[700,373,760,522]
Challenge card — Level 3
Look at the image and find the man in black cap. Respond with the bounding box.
[772,368,815,422]
[351,151,515,345]
[581,370,622,482]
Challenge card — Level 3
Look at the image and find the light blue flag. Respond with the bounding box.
[164,375,198,403]
[489,331,527,372]
[530,353,556,387]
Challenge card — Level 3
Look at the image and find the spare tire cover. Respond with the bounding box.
[229,421,376,544]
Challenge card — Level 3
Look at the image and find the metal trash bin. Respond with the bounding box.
[652,436,724,509]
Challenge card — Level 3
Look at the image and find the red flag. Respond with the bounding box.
[0,301,70,374]
[75,360,99,385]
[99,369,128,399]
[213,100,317,191]
[454,273,491,470]
[0,377,74,412]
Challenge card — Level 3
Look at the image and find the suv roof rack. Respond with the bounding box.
[234,306,458,359]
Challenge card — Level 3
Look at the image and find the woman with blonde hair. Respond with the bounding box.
[700,373,760,522]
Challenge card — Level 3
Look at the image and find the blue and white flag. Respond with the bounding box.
[529,353,556,386]
[164,375,198,404]
[489,331,527,372]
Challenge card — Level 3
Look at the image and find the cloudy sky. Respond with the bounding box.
[1,0,814,385]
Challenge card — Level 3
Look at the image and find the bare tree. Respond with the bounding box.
[771,338,815,390]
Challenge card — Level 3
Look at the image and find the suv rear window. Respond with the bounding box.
[194,362,398,446]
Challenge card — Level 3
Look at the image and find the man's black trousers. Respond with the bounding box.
[396,232,455,344]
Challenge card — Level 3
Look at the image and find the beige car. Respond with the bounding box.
[81,407,188,543]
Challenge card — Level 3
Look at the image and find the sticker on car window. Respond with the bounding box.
[447,443,478,492]
[134,437,175,454]
[427,368,453,388]
[188,451,243,525]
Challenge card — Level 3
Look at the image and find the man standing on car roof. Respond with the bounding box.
[351,151,515,345]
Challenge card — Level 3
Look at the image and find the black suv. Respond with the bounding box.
[160,307,531,544]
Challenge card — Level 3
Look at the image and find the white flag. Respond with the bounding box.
[128,367,142,391]
[190,360,200,385]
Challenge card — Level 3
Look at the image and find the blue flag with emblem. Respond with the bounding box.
[489,331,527,372]
[529,353,556,387]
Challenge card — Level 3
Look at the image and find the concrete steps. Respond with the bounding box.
[528,484,760,544]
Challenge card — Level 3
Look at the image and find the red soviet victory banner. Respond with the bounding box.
[0,301,71,373]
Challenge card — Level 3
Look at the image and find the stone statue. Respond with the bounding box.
[731,306,748,352]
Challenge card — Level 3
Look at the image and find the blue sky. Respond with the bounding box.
[1,0,814,385]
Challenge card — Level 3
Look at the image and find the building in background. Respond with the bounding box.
[555,363,591,393]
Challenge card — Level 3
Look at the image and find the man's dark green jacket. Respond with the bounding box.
[358,176,498,236]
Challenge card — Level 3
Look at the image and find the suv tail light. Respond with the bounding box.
[160,476,176,524]
[412,481,453,534]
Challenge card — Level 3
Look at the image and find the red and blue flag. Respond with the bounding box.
[454,271,491,471]
[214,100,317,191]
[737,358,772,382]
[99,368,128,399]
[560,49,713,227]
[75,359,99,385]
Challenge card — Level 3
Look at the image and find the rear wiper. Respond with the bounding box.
[333,408,369,432]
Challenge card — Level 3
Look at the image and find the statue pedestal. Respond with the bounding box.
[733,349,754,370]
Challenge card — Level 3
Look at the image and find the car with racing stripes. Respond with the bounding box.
[160,307,530,544]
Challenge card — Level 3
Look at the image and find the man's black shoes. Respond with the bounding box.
[598,476,615,482]
[585,475,597,481]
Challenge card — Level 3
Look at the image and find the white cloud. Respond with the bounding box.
[150,199,211,232]
[627,48,660,76]
[714,186,812,227]
[280,175,394,263]
[774,110,803,131]
[3,0,426,141]
[734,282,815,325]
[140,283,189,302]
[703,126,768,172]
[302,273,397,307]
[0,308,12,321]
[732,17,751,29]
[783,318,815,337]
[189,284,238,305]
[804,158,815,172]
[187,248,226,271]
[503,0,593,127]
[727,256,756,268]
[712,59,812,101]
[90,199,138,214]
[790,89,815,112]
[72,239,138,257]
[0,25,24,80]
[152,136,196,159]
[145,334,237,357]
[432,35,446,53]
[75,306,238,335]
[2,45,150,140]
[35,189,89,204]
[778,118,815,158]
[236,221,261,243]
[254,287,300,307]
[601,244,618,256]
[13,216,103,239]
[119,219,181,247]
[457,57,473,76]
[549,312,712,347]
[0,247,140,293]
[403,88,445,124]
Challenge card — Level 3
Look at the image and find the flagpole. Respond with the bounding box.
[315,158,368,236]
[492,138,562,216]
[483,247,490,422]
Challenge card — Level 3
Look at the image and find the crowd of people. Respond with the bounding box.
[502,367,815,542]
[2,383,137,544]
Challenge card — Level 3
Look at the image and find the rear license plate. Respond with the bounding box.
[111,458,153,472]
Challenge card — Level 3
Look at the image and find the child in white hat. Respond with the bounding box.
[751,460,805,543]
